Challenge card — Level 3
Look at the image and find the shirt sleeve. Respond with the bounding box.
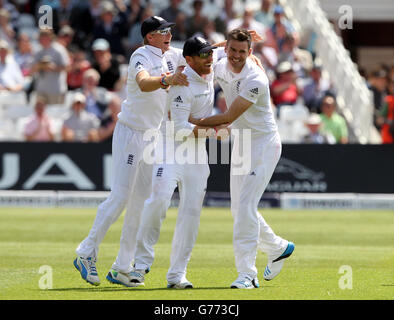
[168,86,194,135]
[239,77,265,104]
[172,47,187,68]
[129,53,151,78]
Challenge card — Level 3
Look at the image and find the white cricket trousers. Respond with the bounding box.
[76,122,153,273]
[231,131,287,278]
[134,160,210,284]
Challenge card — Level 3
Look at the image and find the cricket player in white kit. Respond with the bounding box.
[128,37,221,289]
[73,16,189,287]
[190,29,295,289]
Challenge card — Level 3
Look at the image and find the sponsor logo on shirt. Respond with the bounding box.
[174,96,183,103]
[135,61,143,69]
[250,87,259,95]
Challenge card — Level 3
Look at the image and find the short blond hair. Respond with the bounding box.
[83,68,101,83]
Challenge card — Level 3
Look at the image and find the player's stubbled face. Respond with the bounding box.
[192,51,214,75]
[225,40,251,71]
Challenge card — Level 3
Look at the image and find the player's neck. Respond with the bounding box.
[228,62,245,74]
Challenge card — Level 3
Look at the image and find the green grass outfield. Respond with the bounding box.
[0,207,393,300]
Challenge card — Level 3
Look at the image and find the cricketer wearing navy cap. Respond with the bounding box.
[182,36,218,58]
[141,16,176,38]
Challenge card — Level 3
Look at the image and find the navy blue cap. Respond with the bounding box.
[183,36,217,57]
[141,16,176,38]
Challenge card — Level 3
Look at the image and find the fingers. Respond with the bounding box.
[248,30,264,42]
[169,73,189,86]
[176,65,186,73]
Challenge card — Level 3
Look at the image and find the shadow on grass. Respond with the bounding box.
[42,284,278,292]
[46,285,238,292]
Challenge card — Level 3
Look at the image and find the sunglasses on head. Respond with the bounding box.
[197,51,213,59]
[151,27,171,35]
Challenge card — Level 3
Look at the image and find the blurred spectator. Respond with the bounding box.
[302,62,332,113]
[171,11,187,42]
[0,0,19,31]
[52,0,79,34]
[278,34,313,78]
[91,38,121,91]
[367,69,388,129]
[0,8,16,50]
[202,19,225,45]
[228,5,277,50]
[98,94,121,142]
[319,95,348,144]
[301,112,334,144]
[377,80,394,144]
[214,0,235,36]
[67,49,91,90]
[185,0,209,38]
[254,0,274,28]
[252,39,278,78]
[271,5,297,52]
[57,25,75,52]
[128,5,154,54]
[125,0,145,28]
[390,64,394,82]
[13,33,35,77]
[31,28,70,104]
[227,5,265,38]
[61,92,100,142]
[24,98,54,142]
[0,39,24,92]
[78,68,111,120]
[159,0,186,41]
[159,0,182,25]
[92,0,128,58]
[71,0,102,51]
[270,61,300,111]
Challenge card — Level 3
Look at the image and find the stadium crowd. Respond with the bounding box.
[0,0,393,144]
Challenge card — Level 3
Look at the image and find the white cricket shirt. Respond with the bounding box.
[169,65,215,135]
[118,45,185,131]
[214,57,278,135]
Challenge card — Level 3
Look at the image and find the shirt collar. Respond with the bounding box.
[184,65,213,83]
[145,45,164,58]
[226,58,252,79]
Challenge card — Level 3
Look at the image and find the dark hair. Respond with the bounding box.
[226,29,252,49]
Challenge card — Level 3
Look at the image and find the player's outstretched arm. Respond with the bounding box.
[189,96,253,127]
[136,67,189,92]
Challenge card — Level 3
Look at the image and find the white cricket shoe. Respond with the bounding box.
[106,268,145,287]
[73,256,100,286]
[128,267,150,287]
[230,275,259,289]
[264,241,295,281]
[167,277,193,289]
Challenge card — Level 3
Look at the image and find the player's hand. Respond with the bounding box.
[248,30,264,42]
[249,54,265,72]
[214,124,231,141]
[166,66,189,86]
